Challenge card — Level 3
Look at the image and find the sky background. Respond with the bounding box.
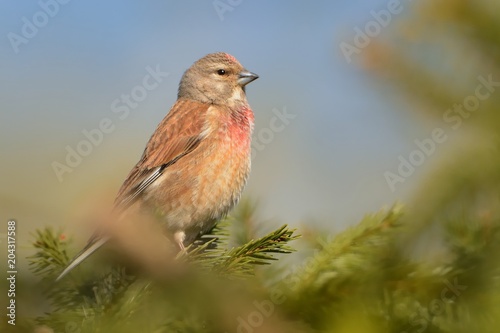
[0,1,435,248]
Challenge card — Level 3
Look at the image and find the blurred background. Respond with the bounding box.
[3,0,500,330]
[1,0,428,246]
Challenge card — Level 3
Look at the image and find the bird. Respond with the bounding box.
[56,52,259,281]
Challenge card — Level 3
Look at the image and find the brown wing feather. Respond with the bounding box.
[114,99,210,209]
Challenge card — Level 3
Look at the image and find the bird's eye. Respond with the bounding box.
[217,69,226,75]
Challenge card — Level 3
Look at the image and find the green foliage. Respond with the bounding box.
[186,224,298,277]
[29,228,70,280]
[282,206,405,319]
[24,206,300,333]
[18,202,500,333]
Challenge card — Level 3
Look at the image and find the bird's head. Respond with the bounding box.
[178,52,258,105]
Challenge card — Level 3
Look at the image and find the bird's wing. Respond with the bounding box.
[114,99,211,209]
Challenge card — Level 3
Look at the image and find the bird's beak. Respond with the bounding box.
[238,70,259,86]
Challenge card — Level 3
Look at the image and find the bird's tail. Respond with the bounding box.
[56,235,109,281]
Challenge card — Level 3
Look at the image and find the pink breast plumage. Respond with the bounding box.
[227,106,254,147]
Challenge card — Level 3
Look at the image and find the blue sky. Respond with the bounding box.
[1,1,432,240]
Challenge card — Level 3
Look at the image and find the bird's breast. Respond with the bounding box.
[189,105,254,219]
[225,105,254,147]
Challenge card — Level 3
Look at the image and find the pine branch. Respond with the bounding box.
[289,205,404,292]
[279,205,406,325]
[27,211,300,333]
[28,228,71,279]
[28,229,137,331]
[185,224,299,277]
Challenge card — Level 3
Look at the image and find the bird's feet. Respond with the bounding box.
[174,231,186,252]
